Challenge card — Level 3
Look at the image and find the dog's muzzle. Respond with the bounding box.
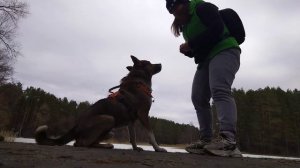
[154,64,162,74]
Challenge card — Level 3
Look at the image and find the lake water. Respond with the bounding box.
[14,138,300,161]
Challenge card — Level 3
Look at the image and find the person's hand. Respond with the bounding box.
[180,42,193,58]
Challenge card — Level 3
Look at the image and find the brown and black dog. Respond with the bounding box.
[35,55,167,152]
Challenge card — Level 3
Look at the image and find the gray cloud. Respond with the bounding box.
[14,0,300,126]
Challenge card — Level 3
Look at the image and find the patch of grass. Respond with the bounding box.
[0,130,17,142]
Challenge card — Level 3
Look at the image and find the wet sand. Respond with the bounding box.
[0,142,299,168]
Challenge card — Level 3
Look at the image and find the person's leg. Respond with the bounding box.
[205,48,242,157]
[209,48,240,141]
[191,62,213,141]
[186,63,213,154]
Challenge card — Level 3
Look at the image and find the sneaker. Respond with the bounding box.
[185,139,211,154]
[204,135,243,157]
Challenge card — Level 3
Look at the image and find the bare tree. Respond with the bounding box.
[0,50,12,84]
[0,0,28,84]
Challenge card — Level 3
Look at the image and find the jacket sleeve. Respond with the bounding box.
[188,2,224,54]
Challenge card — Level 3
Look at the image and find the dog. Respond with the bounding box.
[35,55,167,152]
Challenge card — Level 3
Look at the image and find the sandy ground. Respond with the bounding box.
[0,142,300,168]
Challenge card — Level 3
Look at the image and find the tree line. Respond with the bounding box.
[0,83,300,157]
[233,87,300,157]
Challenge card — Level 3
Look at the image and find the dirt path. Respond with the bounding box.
[0,142,299,168]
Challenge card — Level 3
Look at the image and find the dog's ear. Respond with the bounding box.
[130,55,140,65]
[126,66,133,71]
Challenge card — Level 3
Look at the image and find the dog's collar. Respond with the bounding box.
[136,81,152,98]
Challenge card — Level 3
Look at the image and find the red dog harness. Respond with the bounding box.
[108,82,153,99]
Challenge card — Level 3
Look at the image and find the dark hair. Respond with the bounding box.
[170,1,189,37]
[171,18,182,37]
[166,0,190,13]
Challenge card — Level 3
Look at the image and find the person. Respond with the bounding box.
[165,0,242,157]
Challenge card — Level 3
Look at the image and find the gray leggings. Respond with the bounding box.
[191,48,240,141]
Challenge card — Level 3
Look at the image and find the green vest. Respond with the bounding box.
[182,0,239,62]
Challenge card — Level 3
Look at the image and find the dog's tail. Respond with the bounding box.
[35,125,76,146]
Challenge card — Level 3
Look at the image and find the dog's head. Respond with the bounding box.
[126,55,162,76]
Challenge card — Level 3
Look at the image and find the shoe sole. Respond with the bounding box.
[185,148,206,155]
[205,148,243,157]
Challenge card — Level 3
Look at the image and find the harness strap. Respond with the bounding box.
[107,90,137,120]
[108,81,153,98]
[109,85,121,93]
[108,91,120,99]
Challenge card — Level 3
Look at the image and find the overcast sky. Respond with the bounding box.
[14,0,300,127]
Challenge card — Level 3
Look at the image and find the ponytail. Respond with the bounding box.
[171,18,182,37]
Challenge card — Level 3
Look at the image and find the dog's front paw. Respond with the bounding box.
[133,146,144,152]
[155,147,167,152]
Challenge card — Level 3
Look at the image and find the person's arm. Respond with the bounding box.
[188,2,224,52]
